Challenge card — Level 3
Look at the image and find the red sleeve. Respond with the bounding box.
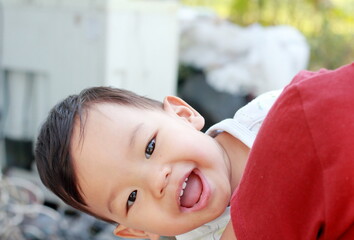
[231,63,354,240]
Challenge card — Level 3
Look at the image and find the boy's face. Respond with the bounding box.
[71,96,232,239]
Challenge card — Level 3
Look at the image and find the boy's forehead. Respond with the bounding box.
[70,104,111,154]
[70,103,132,189]
[72,103,123,141]
[87,102,160,117]
[70,101,171,156]
[71,103,152,149]
[76,103,135,129]
[69,103,153,219]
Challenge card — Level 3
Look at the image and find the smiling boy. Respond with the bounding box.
[71,96,234,238]
[35,63,354,240]
[35,86,279,239]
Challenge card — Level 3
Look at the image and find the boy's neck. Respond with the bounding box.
[215,132,250,192]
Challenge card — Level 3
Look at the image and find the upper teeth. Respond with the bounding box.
[179,177,188,198]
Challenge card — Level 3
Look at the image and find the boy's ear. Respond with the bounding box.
[163,96,204,130]
[113,225,160,240]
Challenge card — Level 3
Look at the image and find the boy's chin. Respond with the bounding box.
[177,205,229,235]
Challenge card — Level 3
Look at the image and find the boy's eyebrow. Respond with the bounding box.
[108,195,119,214]
[107,192,125,217]
[129,123,145,148]
[107,123,145,214]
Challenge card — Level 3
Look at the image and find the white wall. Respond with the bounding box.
[1,0,179,141]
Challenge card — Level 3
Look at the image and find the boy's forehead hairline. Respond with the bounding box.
[68,105,121,224]
[72,101,160,147]
[84,101,164,114]
[71,102,124,149]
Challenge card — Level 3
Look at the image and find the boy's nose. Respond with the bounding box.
[147,165,171,198]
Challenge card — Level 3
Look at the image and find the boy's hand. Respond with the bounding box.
[220,221,237,240]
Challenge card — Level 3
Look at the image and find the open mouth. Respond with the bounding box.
[178,169,210,212]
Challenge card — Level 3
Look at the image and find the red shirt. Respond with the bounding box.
[231,63,354,239]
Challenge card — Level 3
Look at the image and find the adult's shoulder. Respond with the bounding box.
[285,62,354,99]
[231,62,354,240]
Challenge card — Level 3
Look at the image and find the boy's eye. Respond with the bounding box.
[127,190,137,209]
[145,138,156,159]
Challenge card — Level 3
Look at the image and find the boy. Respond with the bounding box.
[35,83,280,239]
[35,62,354,240]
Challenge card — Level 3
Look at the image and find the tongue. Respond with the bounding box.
[180,172,202,208]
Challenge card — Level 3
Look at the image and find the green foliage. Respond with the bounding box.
[182,0,354,70]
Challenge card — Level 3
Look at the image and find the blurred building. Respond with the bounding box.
[0,0,179,171]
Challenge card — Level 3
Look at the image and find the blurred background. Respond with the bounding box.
[0,0,352,239]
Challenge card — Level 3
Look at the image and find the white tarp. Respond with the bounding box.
[179,7,310,95]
